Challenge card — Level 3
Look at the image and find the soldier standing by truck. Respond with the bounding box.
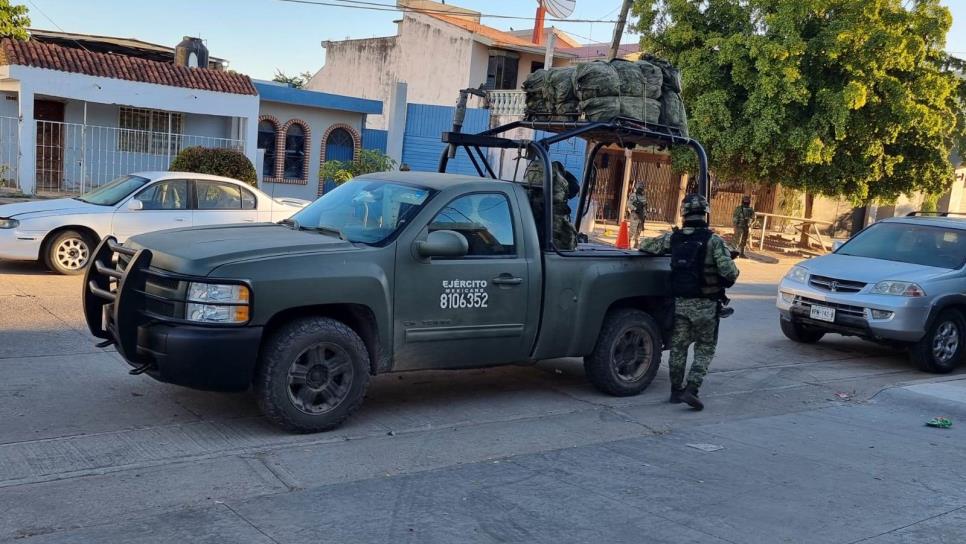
[626,183,647,248]
[732,195,755,258]
[639,194,739,410]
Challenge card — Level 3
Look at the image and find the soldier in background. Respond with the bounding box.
[732,195,755,258]
[626,183,647,247]
[639,194,739,410]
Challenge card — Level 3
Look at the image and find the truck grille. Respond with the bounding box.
[808,274,866,293]
[795,296,866,319]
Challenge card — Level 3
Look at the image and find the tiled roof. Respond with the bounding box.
[561,42,642,60]
[0,38,256,95]
[425,13,574,56]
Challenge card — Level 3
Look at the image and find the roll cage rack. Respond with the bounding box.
[437,115,709,253]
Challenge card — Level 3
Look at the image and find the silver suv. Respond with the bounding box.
[777,214,966,373]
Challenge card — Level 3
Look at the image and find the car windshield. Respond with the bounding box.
[74,175,150,206]
[287,179,432,245]
[837,222,966,269]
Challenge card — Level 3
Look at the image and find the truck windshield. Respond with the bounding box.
[288,180,432,245]
[74,175,150,206]
[837,222,966,269]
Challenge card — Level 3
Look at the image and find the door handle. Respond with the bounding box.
[242,219,255,223]
[492,275,523,286]
[174,218,185,222]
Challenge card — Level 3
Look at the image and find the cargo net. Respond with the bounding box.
[522,55,688,137]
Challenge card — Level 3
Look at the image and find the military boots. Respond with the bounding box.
[680,385,704,411]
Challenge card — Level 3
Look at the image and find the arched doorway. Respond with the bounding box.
[325,127,355,163]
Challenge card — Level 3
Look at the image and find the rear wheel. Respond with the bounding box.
[780,318,825,344]
[584,309,662,397]
[44,230,95,275]
[255,317,370,433]
[911,310,965,374]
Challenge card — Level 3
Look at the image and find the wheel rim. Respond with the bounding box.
[286,342,354,415]
[932,320,961,364]
[611,326,654,382]
[54,237,90,270]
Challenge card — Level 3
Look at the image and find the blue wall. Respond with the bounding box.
[401,103,490,175]
[362,128,388,153]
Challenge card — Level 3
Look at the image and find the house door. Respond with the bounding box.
[35,100,65,192]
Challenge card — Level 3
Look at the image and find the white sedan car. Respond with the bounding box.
[0,172,309,274]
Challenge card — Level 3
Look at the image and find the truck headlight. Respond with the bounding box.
[784,265,809,283]
[0,218,19,229]
[185,282,250,323]
[870,281,926,297]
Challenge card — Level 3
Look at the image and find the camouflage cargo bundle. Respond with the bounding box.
[521,56,688,135]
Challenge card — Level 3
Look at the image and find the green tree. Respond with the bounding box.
[272,69,314,89]
[0,1,29,41]
[633,0,966,204]
[319,149,396,189]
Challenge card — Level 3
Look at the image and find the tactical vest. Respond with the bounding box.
[669,228,719,298]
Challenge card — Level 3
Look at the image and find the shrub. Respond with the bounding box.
[169,146,257,187]
[319,149,396,189]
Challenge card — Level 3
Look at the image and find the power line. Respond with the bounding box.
[278,0,620,23]
[25,0,92,53]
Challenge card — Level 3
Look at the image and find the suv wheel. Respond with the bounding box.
[584,308,661,396]
[911,310,965,374]
[44,230,95,275]
[255,317,370,433]
[779,318,825,344]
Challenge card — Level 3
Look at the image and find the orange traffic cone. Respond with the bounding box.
[615,220,630,249]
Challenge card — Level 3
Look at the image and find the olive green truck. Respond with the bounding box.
[84,119,710,432]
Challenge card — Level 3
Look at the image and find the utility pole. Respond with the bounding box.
[609,0,633,60]
[543,26,557,69]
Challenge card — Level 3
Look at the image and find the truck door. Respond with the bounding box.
[393,191,531,370]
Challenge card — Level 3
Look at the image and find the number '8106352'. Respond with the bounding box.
[440,292,488,309]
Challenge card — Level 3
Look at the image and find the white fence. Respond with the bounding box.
[0,116,18,191]
[487,90,526,117]
[35,120,245,194]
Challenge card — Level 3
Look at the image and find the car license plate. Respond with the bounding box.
[809,305,835,323]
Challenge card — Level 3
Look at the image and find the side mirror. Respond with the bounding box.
[831,240,845,252]
[415,230,468,260]
[127,199,144,211]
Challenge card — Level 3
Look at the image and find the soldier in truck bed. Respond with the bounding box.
[639,194,739,411]
[524,160,580,251]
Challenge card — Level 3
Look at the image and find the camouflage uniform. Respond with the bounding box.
[626,187,647,247]
[732,201,755,256]
[639,218,739,395]
[525,161,578,251]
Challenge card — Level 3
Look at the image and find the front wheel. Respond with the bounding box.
[255,317,370,433]
[911,310,965,374]
[584,308,662,396]
[44,230,95,275]
[780,318,825,344]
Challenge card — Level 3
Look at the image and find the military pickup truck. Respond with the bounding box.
[84,118,710,432]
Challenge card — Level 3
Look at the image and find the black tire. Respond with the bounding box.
[44,229,95,275]
[780,318,825,344]
[255,317,370,433]
[911,309,965,374]
[584,308,662,397]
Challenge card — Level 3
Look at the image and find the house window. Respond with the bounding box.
[257,120,278,177]
[530,61,545,73]
[485,50,520,90]
[283,123,306,179]
[118,107,183,155]
[324,127,355,163]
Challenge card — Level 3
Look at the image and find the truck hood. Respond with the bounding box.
[0,198,106,219]
[802,253,953,283]
[126,224,357,275]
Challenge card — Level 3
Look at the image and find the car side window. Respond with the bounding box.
[196,181,242,210]
[135,180,188,210]
[429,193,515,257]
[241,188,257,210]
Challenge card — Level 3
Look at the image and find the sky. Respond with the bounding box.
[19,0,966,81]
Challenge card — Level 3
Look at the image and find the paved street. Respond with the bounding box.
[1,256,965,543]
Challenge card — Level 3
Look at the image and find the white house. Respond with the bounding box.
[0,31,259,195]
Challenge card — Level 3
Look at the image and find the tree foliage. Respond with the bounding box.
[319,149,397,187]
[633,0,966,202]
[0,1,29,41]
[170,147,257,187]
[272,70,314,89]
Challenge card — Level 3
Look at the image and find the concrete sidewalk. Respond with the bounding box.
[14,379,966,544]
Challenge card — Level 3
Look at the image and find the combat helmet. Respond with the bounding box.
[680,193,710,218]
